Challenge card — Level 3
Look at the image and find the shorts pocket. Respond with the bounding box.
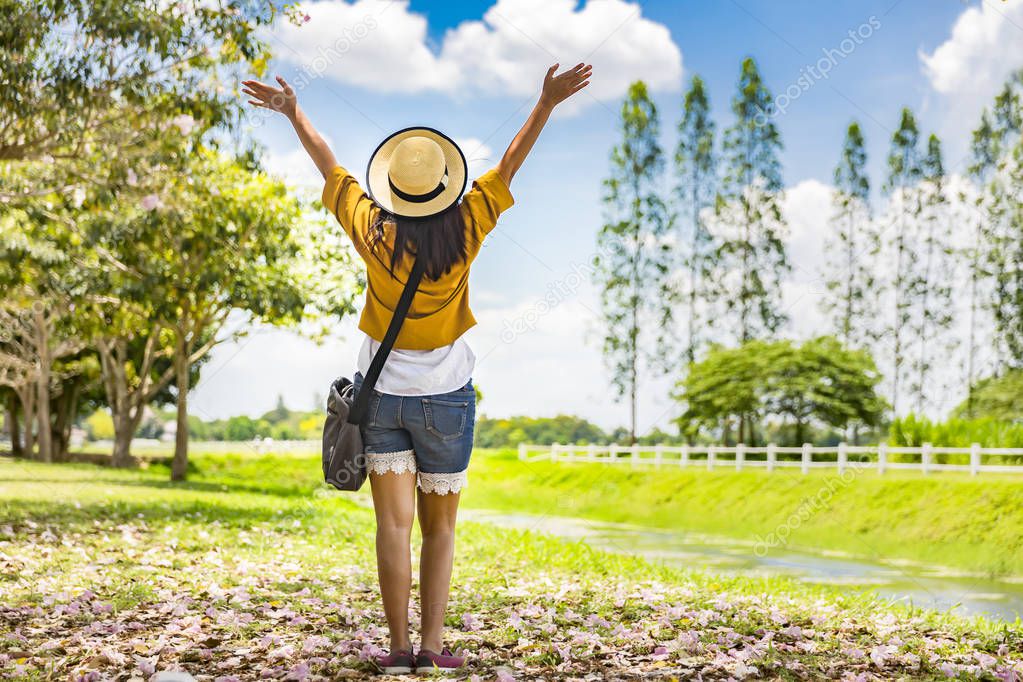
[365,393,383,426]
[422,398,468,442]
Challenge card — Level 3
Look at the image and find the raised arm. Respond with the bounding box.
[496,63,592,187]
[242,76,338,179]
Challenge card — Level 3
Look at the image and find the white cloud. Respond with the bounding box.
[271,0,683,111]
[780,179,832,339]
[783,179,832,281]
[920,0,1023,99]
[454,138,496,179]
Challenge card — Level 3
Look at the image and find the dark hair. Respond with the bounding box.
[369,204,468,281]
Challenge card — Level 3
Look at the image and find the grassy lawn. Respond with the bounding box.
[0,451,1021,681]
[461,449,1023,578]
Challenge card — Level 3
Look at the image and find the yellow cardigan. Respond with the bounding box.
[322,165,514,350]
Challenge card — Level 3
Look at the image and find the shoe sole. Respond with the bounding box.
[415,665,460,674]
[380,665,413,674]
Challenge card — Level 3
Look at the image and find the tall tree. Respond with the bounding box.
[909,134,955,413]
[985,74,1023,371]
[674,75,718,366]
[962,110,999,417]
[882,107,922,417]
[594,81,673,444]
[715,57,789,343]
[713,57,789,444]
[823,121,878,350]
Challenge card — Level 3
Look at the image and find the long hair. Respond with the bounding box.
[369,204,468,281]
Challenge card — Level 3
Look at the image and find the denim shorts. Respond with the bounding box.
[352,372,476,495]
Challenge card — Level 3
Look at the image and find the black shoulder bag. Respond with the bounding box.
[322,256,426,490]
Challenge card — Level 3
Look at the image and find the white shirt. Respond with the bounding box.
[357,334,475,396]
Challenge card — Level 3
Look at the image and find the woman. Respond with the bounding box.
[242,61,592,674]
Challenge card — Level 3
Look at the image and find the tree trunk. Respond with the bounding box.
[51,381,78,462]
[34,370,52,463]
[6,394,22,457]
[171,335,190,481]
[32,305,54,463]
[111,425,134,467]
[20,388,36,458]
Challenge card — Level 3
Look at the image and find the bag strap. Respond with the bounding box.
[347,256,426,424]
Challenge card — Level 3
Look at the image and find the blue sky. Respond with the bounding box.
[191,0,1023,432]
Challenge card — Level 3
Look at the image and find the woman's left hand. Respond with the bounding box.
[241,76,298,119]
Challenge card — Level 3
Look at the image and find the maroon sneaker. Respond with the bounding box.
[374,648,415,675]
[415,647,465,673]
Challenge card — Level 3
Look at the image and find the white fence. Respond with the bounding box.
[517,442,1023,476]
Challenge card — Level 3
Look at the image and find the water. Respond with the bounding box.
[461,509,1023,623]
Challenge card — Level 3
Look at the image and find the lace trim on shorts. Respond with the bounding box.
[366,449,416,475]
[417,470,468,495]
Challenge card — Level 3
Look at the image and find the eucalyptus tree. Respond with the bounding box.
[910,134,955,413]
[823,122,878,351]
[716,58,789,344]
[594,81,673,444]
[882,107,923,416]
[985,74,1023,371]
[713,57,789,444]
[674,75,718,366]
[962,110,999,416]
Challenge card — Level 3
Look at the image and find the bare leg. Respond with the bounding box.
[417,488,461,652]
[370,469,417,651]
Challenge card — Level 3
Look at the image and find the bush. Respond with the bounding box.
[85,410,115,440]
[888,413,1023,463]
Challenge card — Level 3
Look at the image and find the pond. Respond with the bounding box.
[463,508,1023,623]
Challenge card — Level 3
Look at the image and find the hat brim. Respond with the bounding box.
[366,126,468,221]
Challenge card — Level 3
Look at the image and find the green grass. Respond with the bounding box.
[1,451,1021,680]
[460,449,1023,578]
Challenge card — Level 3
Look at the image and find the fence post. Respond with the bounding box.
[609,444,618,462]
[801,443,811,475]
[681,444,690,468]
[588,443,597,462]
[707,446,716,470]
[837,442,847,475]
[654,444,664,468]
[970,442,981,476]
[767,443,776,473]
[921,442,932,475]
[631,444,639,466]
[877,443,887,475]
[552,443,561,462]
[736,443,745,471]
[518,442,527,460]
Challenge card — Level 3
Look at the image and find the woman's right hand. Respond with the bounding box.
[539,63,592,109]
[241,76,298,119]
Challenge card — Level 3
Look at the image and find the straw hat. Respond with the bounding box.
[366,126,468,220]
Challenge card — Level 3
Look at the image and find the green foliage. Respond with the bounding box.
[594,81,674,442]
[889,413,1023,449]
[0,0,290,202]
[954,370,1023,420]
[474,415,610,448]
[675,336,887,445]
